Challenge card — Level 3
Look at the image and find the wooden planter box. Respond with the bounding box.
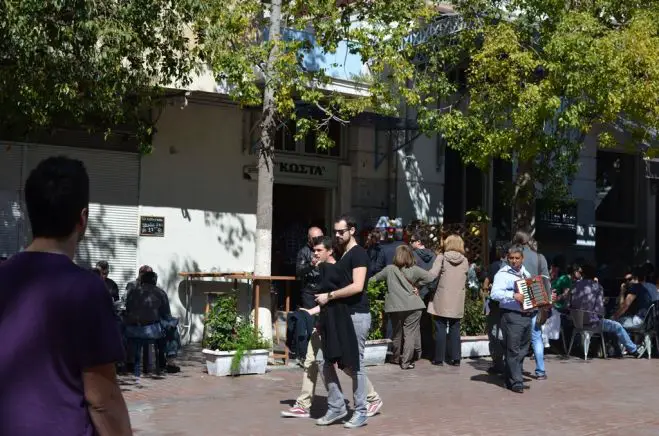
[202,349,269,376]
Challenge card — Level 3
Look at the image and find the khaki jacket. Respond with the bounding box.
[370,265,436,313]
[427,251,469,319]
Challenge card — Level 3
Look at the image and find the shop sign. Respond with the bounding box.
[535,201,577,244]
[278,162,325,176]
[140,216,165,237]
[243,158,337,183]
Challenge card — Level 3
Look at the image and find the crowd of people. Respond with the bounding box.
[88,259,181,376]
[1,155,657,435]
[281,220,659,426]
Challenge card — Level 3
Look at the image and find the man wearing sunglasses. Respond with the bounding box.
[314,215,383,428]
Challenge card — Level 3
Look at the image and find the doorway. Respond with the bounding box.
[272,184,332,308]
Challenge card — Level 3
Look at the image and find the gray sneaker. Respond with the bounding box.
[316,409,348,426]
[344,413,368,429]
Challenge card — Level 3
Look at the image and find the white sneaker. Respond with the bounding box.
[366,399,383,417]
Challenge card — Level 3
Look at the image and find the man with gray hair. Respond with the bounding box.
[512,232,551,380]
[490,245,532,393]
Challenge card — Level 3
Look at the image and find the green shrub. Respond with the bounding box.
[203,295,270,374]
[460,296,487,336]
[367,280,387,340]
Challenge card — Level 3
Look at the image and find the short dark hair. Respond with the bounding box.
[313,236,334,252]
[335,214,357,230]
[141,271,158,285]
[25,156,89,239]
[409,231,423,244]
[96,260,109,271]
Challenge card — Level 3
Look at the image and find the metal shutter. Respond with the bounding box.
[0,146,25,258]
[23,144,139,288]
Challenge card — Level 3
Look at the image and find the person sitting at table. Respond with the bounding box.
[612,266,653,329]
[570,264,646,358]
[124,271,171,375]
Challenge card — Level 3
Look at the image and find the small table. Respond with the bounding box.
[178,272,297,362]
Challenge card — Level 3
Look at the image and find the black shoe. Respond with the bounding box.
[447,360,461,367]
[431,360,444,366]
[510,385,524,394]
[166,364,181,374]
[487,367,503,375]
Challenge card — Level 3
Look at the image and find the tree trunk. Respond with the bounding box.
[512,159,535,234]
[251,0,282,341]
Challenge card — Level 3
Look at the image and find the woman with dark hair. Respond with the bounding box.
[365,228,386,277]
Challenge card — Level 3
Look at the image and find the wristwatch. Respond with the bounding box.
[328,291,334,300]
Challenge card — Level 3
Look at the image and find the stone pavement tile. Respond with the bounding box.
[127,355,659,436]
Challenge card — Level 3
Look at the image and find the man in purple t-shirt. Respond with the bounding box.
[0,156,132,435]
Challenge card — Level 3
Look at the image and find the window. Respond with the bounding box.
[243,109,344,157]
[596,151,636,224]
[305,119,342,157]
[274,121,296,152]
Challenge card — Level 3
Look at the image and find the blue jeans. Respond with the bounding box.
[602,319,637,353]
[619,315,643,329]
[531,313,545,376]
[324,312,370,417]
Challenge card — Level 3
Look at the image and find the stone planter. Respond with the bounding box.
[202,348,269,376]
[364,339,392,366]
[460,335,490,358]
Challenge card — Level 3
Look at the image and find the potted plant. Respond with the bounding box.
[460,296,489,358]
[364,280,391,366]
[202,295,271,376]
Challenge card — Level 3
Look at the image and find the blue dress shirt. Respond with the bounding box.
[490,265,531,312]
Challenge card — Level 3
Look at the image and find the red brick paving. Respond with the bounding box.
[124,350,659,436]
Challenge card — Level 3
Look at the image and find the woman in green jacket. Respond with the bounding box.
[369,245,436,370]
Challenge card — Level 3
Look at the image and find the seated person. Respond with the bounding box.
[612,266,653,329]
[570,264,645,358]
[125,271,171,372]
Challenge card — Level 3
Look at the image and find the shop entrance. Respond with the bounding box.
[272,183,333,308]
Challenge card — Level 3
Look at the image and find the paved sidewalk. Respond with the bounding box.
[125,349,659,436]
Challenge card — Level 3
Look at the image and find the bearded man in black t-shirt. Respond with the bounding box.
[313,216,383,428]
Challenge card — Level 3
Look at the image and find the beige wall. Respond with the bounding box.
[138,101,257,342]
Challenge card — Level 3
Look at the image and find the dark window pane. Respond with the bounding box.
[596,152,635,224]
[305,131,317,153]
[444,147,464,223]
[328,121,341,157]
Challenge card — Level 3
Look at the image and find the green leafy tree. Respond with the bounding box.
[0,0,199,150]
[407,1,659,230]
[194,0,437,335]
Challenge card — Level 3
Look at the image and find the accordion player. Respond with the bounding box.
[514,276,551,311]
